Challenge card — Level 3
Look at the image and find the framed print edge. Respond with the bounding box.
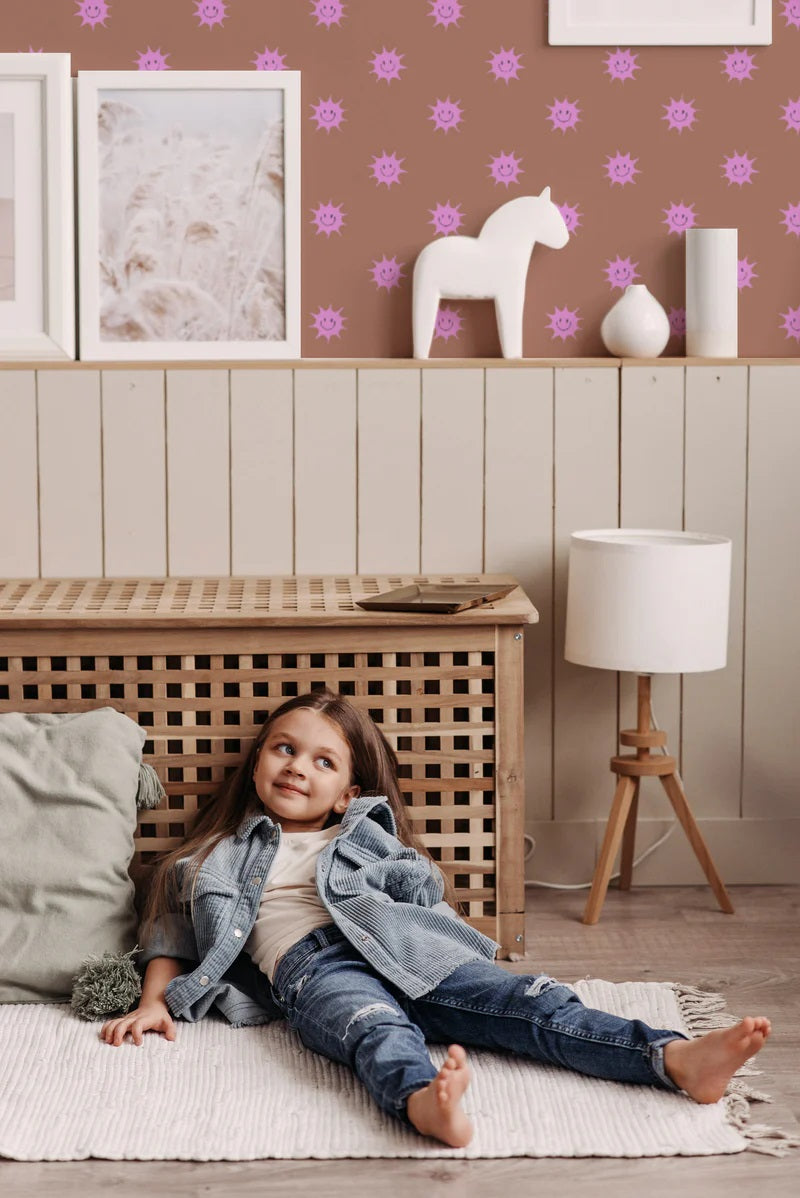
[0,53,75,361]
[548,1,772,45]
[76,70,301,362]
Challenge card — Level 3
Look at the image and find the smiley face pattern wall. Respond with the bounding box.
[6,1,800,357]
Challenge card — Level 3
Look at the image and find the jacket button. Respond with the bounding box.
[252,877,262,885]
[200,975,209,985]
[233,928,243,938]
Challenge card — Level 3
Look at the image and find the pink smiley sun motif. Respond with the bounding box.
[429,97,463,133]
[738,257,758,289]
[429,0,463,28]
[311,305,346,341]
[136,47,170,70]
[370,256,405,292]
[194,1,227,30]
[604,48,639,82]
[547,98,581,133]
[311,1,345,28]
[604,256,640,290]
[311,97,345,132]
[722,48,757,82]
[604,152,639,187]
[429,202,464,236]
[663,98,697,133]
[547,306,581,341]
[780,305,800,340]
[434,306,463,341]
[253,47,288,71]
[783,1,800,30]
[488,151,523,188]
[722,151,757,187]
[370,151,406,188]
[311,202,346,238]
[488,48,524,83]
[75,1,110,29]
[781,201,800,236]
[557,202,582,235]
[663,202,697,235]
[371,47,405,83]
[781,98,800,132]
[668,307,686,338]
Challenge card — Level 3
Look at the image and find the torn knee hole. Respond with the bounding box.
[343,1002,400,1039]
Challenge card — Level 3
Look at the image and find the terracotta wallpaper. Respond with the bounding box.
[3,0,800,358]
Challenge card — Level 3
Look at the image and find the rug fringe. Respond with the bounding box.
[672,982,799,1157]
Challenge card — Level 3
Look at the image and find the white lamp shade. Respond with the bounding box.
[565,529,732,674]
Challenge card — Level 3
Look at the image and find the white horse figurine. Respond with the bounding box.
[412,188,570,359]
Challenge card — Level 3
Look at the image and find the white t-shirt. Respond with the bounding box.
[245,824,339,983]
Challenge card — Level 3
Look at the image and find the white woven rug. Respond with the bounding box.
[0,980,790,1161]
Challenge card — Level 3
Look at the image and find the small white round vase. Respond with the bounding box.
[600,284,671,358]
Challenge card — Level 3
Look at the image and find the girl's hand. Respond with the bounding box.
[100,1001,177,1046]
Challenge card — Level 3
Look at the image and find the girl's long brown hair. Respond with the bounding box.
[138,688,458,947]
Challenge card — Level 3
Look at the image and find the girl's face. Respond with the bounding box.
[252,708,359,832]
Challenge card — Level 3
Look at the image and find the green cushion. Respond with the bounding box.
[0,708,144,1003]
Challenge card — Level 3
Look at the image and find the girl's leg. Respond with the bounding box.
[408,960,686,1091]
[271,931,438,1125]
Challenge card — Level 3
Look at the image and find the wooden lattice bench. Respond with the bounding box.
[0,574,538,957]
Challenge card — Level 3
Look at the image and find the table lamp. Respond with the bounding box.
[564,529,735,925]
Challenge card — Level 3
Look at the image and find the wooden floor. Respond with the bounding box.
[2,885,799,1197]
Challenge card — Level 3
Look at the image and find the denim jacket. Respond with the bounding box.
[138,794,499,1027]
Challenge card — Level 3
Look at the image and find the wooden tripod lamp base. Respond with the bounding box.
[582,675,735,926]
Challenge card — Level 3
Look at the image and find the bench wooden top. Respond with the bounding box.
[0,575,538,629]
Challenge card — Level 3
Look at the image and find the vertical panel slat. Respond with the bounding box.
[683,365,748,819]
[553,368,619,825]
[620,365,684,823]
[743,365,800,820]
[38,370,102,577]
[230,369,293,574]
[421,368,483,572]
[102,370,167,577]
[0,371,39,576]
[166,369,230,576]
[485,367,552,823]
[358,368,421,573]
[294,369,356,574]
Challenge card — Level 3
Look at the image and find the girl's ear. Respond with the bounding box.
[334,784,360,813]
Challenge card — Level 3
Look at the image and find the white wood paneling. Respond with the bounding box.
[743,365,800,820]
[421,368,484,572]
[37,370,102,576]
[294,369,357,574]
[0,371,39,576]
[357,369,421,574]
[485,367,553,822]
[166,370,230,576]
[683,365,748,819]
[620,365,685,823]
[230,370,293,575]
[553,368,620,824]
[102,371,167,577]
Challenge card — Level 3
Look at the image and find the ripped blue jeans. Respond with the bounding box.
[270,925,687,1128]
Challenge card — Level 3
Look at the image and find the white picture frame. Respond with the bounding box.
[548,1,772,45]
[0,53,75,361]
[76,70,301,361]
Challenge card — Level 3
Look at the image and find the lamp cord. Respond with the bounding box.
[524,698,678,890]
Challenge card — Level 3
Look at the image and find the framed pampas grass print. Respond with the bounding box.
[76,71,300,361]
[0,54,75,360]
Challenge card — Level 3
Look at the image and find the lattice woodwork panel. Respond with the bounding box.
[0,646,498,923]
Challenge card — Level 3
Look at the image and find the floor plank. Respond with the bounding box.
[2,885,798,1197]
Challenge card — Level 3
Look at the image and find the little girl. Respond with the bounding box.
[102,688,770,1147]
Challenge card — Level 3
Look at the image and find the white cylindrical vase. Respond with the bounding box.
[685,228,738,357]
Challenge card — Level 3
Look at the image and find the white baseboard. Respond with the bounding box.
[525,818,800,886]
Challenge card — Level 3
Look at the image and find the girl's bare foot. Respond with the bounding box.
[663,1016,771,1103]
[406,1045,473,1147]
